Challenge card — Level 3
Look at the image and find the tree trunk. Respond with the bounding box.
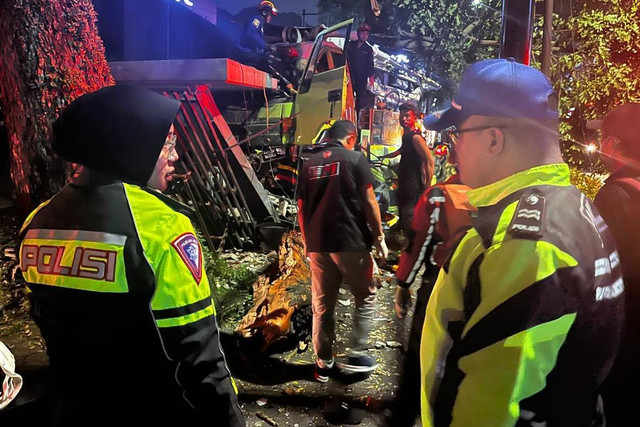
[0,0,114,212]
[237,231,312,352]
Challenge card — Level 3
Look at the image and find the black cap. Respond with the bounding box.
[53,85,181,186]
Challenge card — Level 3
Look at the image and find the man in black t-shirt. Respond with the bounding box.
[297,120,388,382]
[381,103,434,236]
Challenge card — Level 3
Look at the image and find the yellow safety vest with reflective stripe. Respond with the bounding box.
[420,163,624,427]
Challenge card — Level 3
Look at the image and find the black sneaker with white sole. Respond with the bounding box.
[314,359,335,383]
[336,353,379,373]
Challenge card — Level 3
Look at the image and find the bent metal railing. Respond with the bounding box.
[165,86,277,250]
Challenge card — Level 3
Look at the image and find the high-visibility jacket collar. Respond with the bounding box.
[468,163,570,208]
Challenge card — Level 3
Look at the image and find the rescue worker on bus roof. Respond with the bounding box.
[18,85,244,426]
[420,58,624,426]
[234,1,278,73]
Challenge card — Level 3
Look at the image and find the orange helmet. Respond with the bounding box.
[258,1,278,16]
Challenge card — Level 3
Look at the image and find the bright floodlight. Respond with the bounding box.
[586,143,597,153]
[472,0,482,5]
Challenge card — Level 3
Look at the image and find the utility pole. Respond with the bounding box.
[541,0,554,76]
[499,0,535,64]
[301,9,318,27]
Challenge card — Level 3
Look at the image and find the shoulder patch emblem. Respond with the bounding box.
[507,191,545,239]
[252,18,261,28]
[171,233,203,285]
[322,151,332,158]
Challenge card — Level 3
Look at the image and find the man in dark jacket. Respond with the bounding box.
[18,85,244,426]
[592,103,640,426]
[419,58,624,426]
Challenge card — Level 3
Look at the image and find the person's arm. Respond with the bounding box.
[422,237,581,426]
[412,133,434,185]
[394,186,444,317]
[354,155,387,260]
[366,45,375,84]
[151,223,244,426]
[246,17,268,52]
[380,149,401,159]
[396,187,443,285]
[360,183,388,261]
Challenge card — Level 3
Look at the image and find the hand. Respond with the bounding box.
[394,285,411,319]
[374,237,388,262]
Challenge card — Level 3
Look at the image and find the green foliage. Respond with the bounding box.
[204,252,257,292]
[197,234,257,324]
[393,0,502,101]
[317,0,368,27]
[569,166,605,200]
[553,0,640,171]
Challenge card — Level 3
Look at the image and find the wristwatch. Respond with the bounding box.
[376,235,384,242]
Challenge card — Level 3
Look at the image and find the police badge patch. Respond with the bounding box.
[171,233,203,284]
[507,191,545,239]
[252,18,261,28]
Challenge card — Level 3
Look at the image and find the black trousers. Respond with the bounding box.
[388,270,437,426]
[398,189,422,238]
[355,88,375,113]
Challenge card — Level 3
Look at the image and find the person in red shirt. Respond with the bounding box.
[386,152,475,426]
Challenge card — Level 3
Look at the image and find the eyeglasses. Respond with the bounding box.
[162,134,178,159]
[447,125,508,145]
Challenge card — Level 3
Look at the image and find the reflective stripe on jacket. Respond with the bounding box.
[396,175,475,286]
